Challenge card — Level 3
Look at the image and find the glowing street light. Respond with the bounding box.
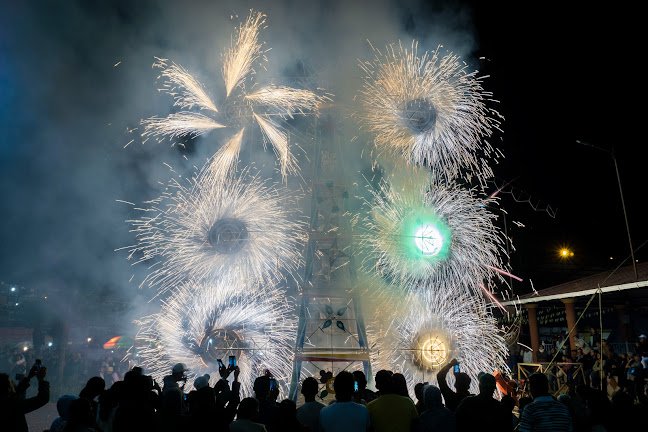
[559,248,574,258]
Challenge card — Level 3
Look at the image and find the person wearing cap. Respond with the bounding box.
[454,372,510,432]
[160,363,189,429]
[517,372,572,432]
[635,334,648,368]
[187,374,219,430]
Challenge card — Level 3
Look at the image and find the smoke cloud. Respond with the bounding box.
[0,0,479,334]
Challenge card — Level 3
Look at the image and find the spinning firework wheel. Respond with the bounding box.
[199,329,243,366]
[403,98,436,133]
[208,218,249,254]
[419,337,447,367]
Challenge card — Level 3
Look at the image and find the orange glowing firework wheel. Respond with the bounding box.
[414,333,450,370]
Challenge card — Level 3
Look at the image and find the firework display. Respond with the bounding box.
[358,41,501,183]
[136,278,296,393]
[361,169,506,296]
[368,286,509,394]
[142,11,327,181]
[126,161,305,295]
[127,7,514,398]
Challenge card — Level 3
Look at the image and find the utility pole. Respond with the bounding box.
[577,140,637,279]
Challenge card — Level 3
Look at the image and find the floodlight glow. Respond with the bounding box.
[413,224,443,256]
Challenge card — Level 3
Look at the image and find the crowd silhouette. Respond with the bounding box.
[1,348,646,431]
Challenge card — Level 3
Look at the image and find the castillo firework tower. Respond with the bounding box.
[142,10,327,181]
[125,160,305,296]
[358,41,501,183]
[135,277,296,394]
[361,169,507,297]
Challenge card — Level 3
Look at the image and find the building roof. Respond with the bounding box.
[501,262,648,306]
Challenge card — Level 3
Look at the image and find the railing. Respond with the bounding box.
[541,342,631,355]
[518,362,584,397]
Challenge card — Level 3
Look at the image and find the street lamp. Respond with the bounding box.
[559,248,574,258]
[576,140,637,279]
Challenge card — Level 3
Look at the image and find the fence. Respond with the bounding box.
[518,362,584,397]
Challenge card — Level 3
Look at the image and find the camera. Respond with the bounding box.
[217,359,225,369]
[354,381,359,392]
[35,359,42,370]
[269,377,277,391]
[453,365,460,373]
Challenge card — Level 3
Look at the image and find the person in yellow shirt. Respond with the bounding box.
[366,370,418,432]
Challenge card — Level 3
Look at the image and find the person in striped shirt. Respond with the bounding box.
[517,372,572,432]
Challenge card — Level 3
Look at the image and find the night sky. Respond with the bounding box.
[1,0,645,320]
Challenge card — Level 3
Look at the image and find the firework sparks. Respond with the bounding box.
[222,11,266,97]
[135,278,296,394]
[357,41,501,183]
[125,161,306,295]
[208,128,245,181]
[142,112,225,138]
[246,85,324,116]
[368,285,509,395]
[361,170,507,297]
[141,11,326,181]
[253,113,296,179]
[159,59,220,112]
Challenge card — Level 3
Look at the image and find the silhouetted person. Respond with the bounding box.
[63,397,98,431]
[517,372,571,432]
[160,363,189,431]
[366,370,418,432]
[277,399,308,431]
[500,394,516,431]
[319,371,371,432]
[437,359,471,413]
[413,383,425,415]
[353,370,377,403]
[187,374,219,431]
[50,395,80,432]
[231,397,267,432]
[79,376,105,419]
[417,385,455,432]
[454,372,509,432]
[296,377,325,431]
[254,375,280,432]
[0,363,49,432]
[392,372,410,398]
[63,398,97,432]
